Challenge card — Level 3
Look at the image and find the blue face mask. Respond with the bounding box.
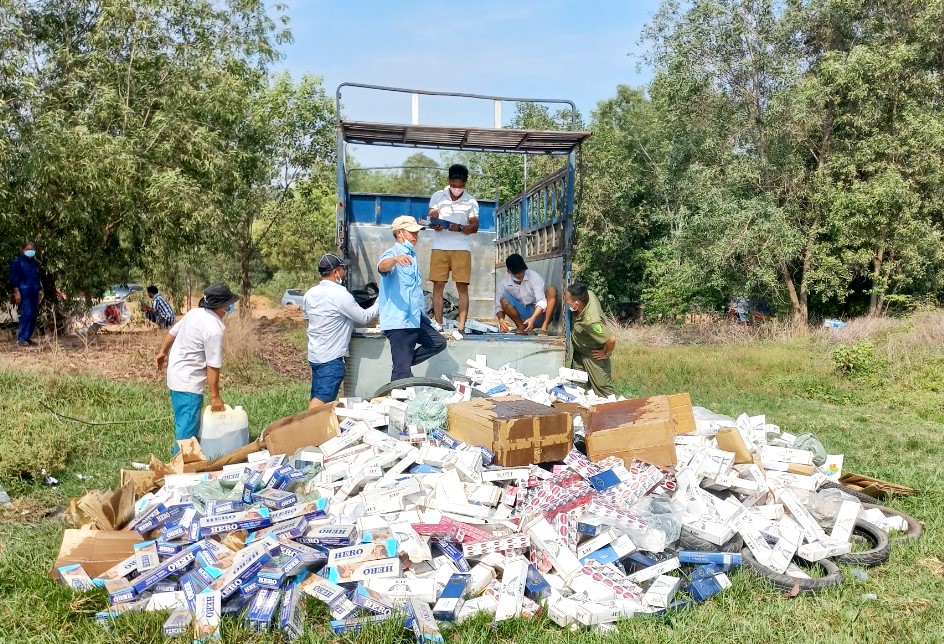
[226,303,235,316]
[401,240,415,252]
[24,250,36,258]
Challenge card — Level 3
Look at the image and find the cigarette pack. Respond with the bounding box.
[547,596,581,627]
[576,515,607,537]
[581,560,644,601]
[276,539,329,569]
[324,557,400,584]
[127,501,167,533]
[677,551,742,566]
[493,556,529,621]
[687,572,731,602]
[627,557,681,584]
[238,576,261,598]
[433,539,471,572]
[762,445,814,465]
[180,571,208,612]
[353,583,394,615]
[467,563,497,595]
[766,518,802,574]
[257,555,301,589]
[278,583,307,641]
[363,577,438,604]
[329,614,391,634]
[321,421,371,457]
[327,538,398,567]
[246,587,280,632]
[199,508,271,537]
[524,565,551,602]
[193,588,222,643]
[218,548,273,599]
[576,528,617,559]
[93,554,138,587]
[573,600,625,626]
[643,575,681,609]
[255,488,298,510]
[299,575,359,619]
[302,524,358,547]
[432,573,470,621]
[776,489,828,543]
[131,504,188,535]
[830,499,860,543]
[161,608,192,637]
[269,498,329,524]
[481,468,530,483]
[579,534,635,566]
[133,540,159,572]
[241,469,264,504]
[405,597,445,644]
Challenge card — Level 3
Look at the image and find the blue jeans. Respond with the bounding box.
[170,390,203,455]
[310,357,346,402]
[17,289,39,343]
[384,315,447,381]
[503,293,545,327]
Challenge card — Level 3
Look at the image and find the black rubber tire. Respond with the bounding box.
[678,528,744,553]
[371,377,457,399]
[741,548,843,593]
[820,480,880,504]
[862,503,923,541]
[832,520,890,568]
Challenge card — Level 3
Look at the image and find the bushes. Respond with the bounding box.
[831,341,885,379]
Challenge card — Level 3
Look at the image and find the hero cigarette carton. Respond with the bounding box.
[218,548,273,599]
[133,540,159,572]
[238,575,261,598]
[199,508,271,537]
[324,557,400,584]
[130,542,201,595]
[93,554,138,587]
[299,575,359,619]
[131,504,188,535]
[327,538,398,567]
[255,488,297,510]
[276,539,329,569]
[298,524,358,547]
[247,587,280,632]
[161,608,192,637]
[193,587,222,643]
[406,597,445,644]
[105,577,135,603]
[278,583,307,641]
[353,583,394,615]
[329,614,392,635]
[205,500,245,516]
[269,498,328,524]
[180,571,208,612]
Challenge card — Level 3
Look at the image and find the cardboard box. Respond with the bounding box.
[52,529,143,580]
[580,397,678,467]
[259,404,340,456]
[447,397,572,466]
[839,472,915,499]
[666,392,696,434]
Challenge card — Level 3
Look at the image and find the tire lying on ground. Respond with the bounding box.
[862,503,923,542]
[831,520,890,567]
[741,548,843,593]
[371,377,457,399]
[678,528,744,553]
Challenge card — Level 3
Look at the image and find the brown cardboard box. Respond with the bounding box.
[259,403,340,456]
[581,396,677,467]
[839,472,915,499]
[51,529,143,579]
[716,427,752,464]
[447,397,573,466]
[666,392,696,435]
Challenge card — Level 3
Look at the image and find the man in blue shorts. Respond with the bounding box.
[495,253,558,334]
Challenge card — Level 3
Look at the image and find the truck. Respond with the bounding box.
[334,83,592,397]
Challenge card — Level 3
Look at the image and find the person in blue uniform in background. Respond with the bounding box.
[9,241,42,347]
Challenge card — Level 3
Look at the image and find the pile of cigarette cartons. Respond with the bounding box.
[52,363,884,640]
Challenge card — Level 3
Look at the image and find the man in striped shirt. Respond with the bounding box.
[145,285,176,328]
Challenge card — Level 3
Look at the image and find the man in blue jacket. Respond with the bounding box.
[9,242,42,347]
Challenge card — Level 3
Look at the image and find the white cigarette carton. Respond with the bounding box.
[642,575,682,609]
[626,557,680,584]
[829,499,861,543]
[493,556,529,622]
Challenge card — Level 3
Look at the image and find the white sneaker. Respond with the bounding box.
[430,320,442,332]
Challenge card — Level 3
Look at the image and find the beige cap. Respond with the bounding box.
[391,215,425,232]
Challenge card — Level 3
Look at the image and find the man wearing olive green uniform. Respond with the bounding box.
[564,282,617,396]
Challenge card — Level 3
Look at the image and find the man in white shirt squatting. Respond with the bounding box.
[428,164,479,331]
[155,283,238,454]
[303,254,379,408]
[495,254,558,334]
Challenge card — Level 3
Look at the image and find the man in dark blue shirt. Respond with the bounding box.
[9,242,42,346]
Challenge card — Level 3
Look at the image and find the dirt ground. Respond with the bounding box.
[0,297,309,383]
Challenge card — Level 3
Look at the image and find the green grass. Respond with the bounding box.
[0,332,942,643]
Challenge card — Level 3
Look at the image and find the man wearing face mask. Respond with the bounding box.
[428,164,479,331]
[9,241,43,347]
[155,283,238,454]
[564,282,617,397]
[495,253,558,334]
[378,216,447,381]
[302,253,379,408]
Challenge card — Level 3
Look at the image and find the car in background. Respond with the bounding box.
[110,284,144,299]
[280,289,305,307]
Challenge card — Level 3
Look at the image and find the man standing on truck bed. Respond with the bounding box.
[428,164,479,331]
[378,216,447,381]
[564,282,617,397]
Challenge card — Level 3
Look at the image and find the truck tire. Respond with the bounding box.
[741,548,843,594]
[820,480,880,504]
[677,529,744,553]
[833,520,890,568]
[371,377,456,399]
[861,503,923,541]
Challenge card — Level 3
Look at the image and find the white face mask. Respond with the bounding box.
[569,305,579,313]
[449,186,463,197]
